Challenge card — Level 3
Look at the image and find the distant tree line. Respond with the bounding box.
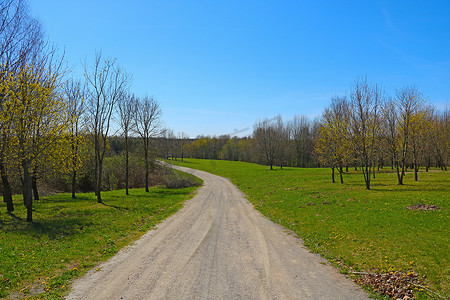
[161,78,448,190]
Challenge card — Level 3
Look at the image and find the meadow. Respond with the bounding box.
[0,171,201,299]
[169,158,449,299]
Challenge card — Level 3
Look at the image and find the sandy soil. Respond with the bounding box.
[66,165,369,299]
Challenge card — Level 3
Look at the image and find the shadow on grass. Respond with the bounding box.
[100,202,129,211]
[37,194,94,203]
[0,211,94,240]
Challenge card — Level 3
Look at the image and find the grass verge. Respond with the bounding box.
[168,158,449,299]
[0,184,200,299]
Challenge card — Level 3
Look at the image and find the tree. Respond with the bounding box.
[117,92,136,195]
[409,108,430,181]
[290,115,313,167]
[65,79,86,198]
[178,132,189,162]
[428,107,449,171]
[395,86,423,184]
[2,61,69,221]
[349,77,383,190]
[84,53,130,203]
[274,116,289,169]
[315,96,351,183]
[0,0,43,211]
[253,118,279,170]
[382,98,400,173]
[134,96,161,192]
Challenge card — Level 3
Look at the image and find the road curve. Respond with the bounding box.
[67,165,369,300]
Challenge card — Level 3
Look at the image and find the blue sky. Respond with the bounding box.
[31,0,450,138]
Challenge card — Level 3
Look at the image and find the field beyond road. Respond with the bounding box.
[168,159,449,299]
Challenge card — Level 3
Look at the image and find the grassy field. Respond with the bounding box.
[0,174,201,299]
[169,158,449,299]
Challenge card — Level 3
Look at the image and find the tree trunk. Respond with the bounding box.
[96,158,103,203]
[71,170,77,199]
[331,167,335,183]
[396,163,404,185]
[22,160,33,222]
[71,136,78,199]
[365,173,371,189]
[125,135,129,195]
[144,145,149,192]
[363,164,371,190]
[32,176,39,201]
[339,166,344,184]
[0,161,14,212]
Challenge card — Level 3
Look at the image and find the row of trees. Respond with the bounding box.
[160,115,318,169]
[160,79,447,190]
[0,0,162,221]
[315,77,448,189]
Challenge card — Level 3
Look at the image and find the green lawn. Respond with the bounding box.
[0,184,200,299]
[169,158,449,299]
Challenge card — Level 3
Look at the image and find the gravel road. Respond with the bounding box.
[67,165,369,300]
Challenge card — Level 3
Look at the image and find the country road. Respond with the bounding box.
[66,165,369,300]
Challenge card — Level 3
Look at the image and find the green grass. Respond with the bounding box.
[168,158,449,299]
[0,185,200,299]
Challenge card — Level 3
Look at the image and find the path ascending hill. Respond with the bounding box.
[67,165,369,299]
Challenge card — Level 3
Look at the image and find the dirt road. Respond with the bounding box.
[67,165,369,299]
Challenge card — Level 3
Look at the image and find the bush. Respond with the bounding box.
[162,168,202,189]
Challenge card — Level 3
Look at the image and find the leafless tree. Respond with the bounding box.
[117,92,136,195]
[84,52,130,203]
[274,116,290,169]
[178,132,189,162]
[349,77,383,189]
[395,86,423,184]
[290,115,314,167]
[134,96,161,192]
[65,79,86,199]
[253,117,280,170]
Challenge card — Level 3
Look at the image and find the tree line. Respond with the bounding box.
[161,78,448,190]
[0,0,162,221]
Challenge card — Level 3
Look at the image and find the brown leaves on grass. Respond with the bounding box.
[354,271,419,299]
[407,204,441,211]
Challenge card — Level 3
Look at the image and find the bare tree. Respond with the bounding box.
[253,117,280,170]
[349,77,383,189]
[382,98,399,172]
[65,79,86,198]
[117,92,136,195]
[178,132,189,162]
[274,116,289,169]
[134,96,161,192]
[395,86,423,184]
[290,115,313,167]
[84,52,130,203]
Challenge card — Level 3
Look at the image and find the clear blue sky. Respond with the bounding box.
[30,0,450,138]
